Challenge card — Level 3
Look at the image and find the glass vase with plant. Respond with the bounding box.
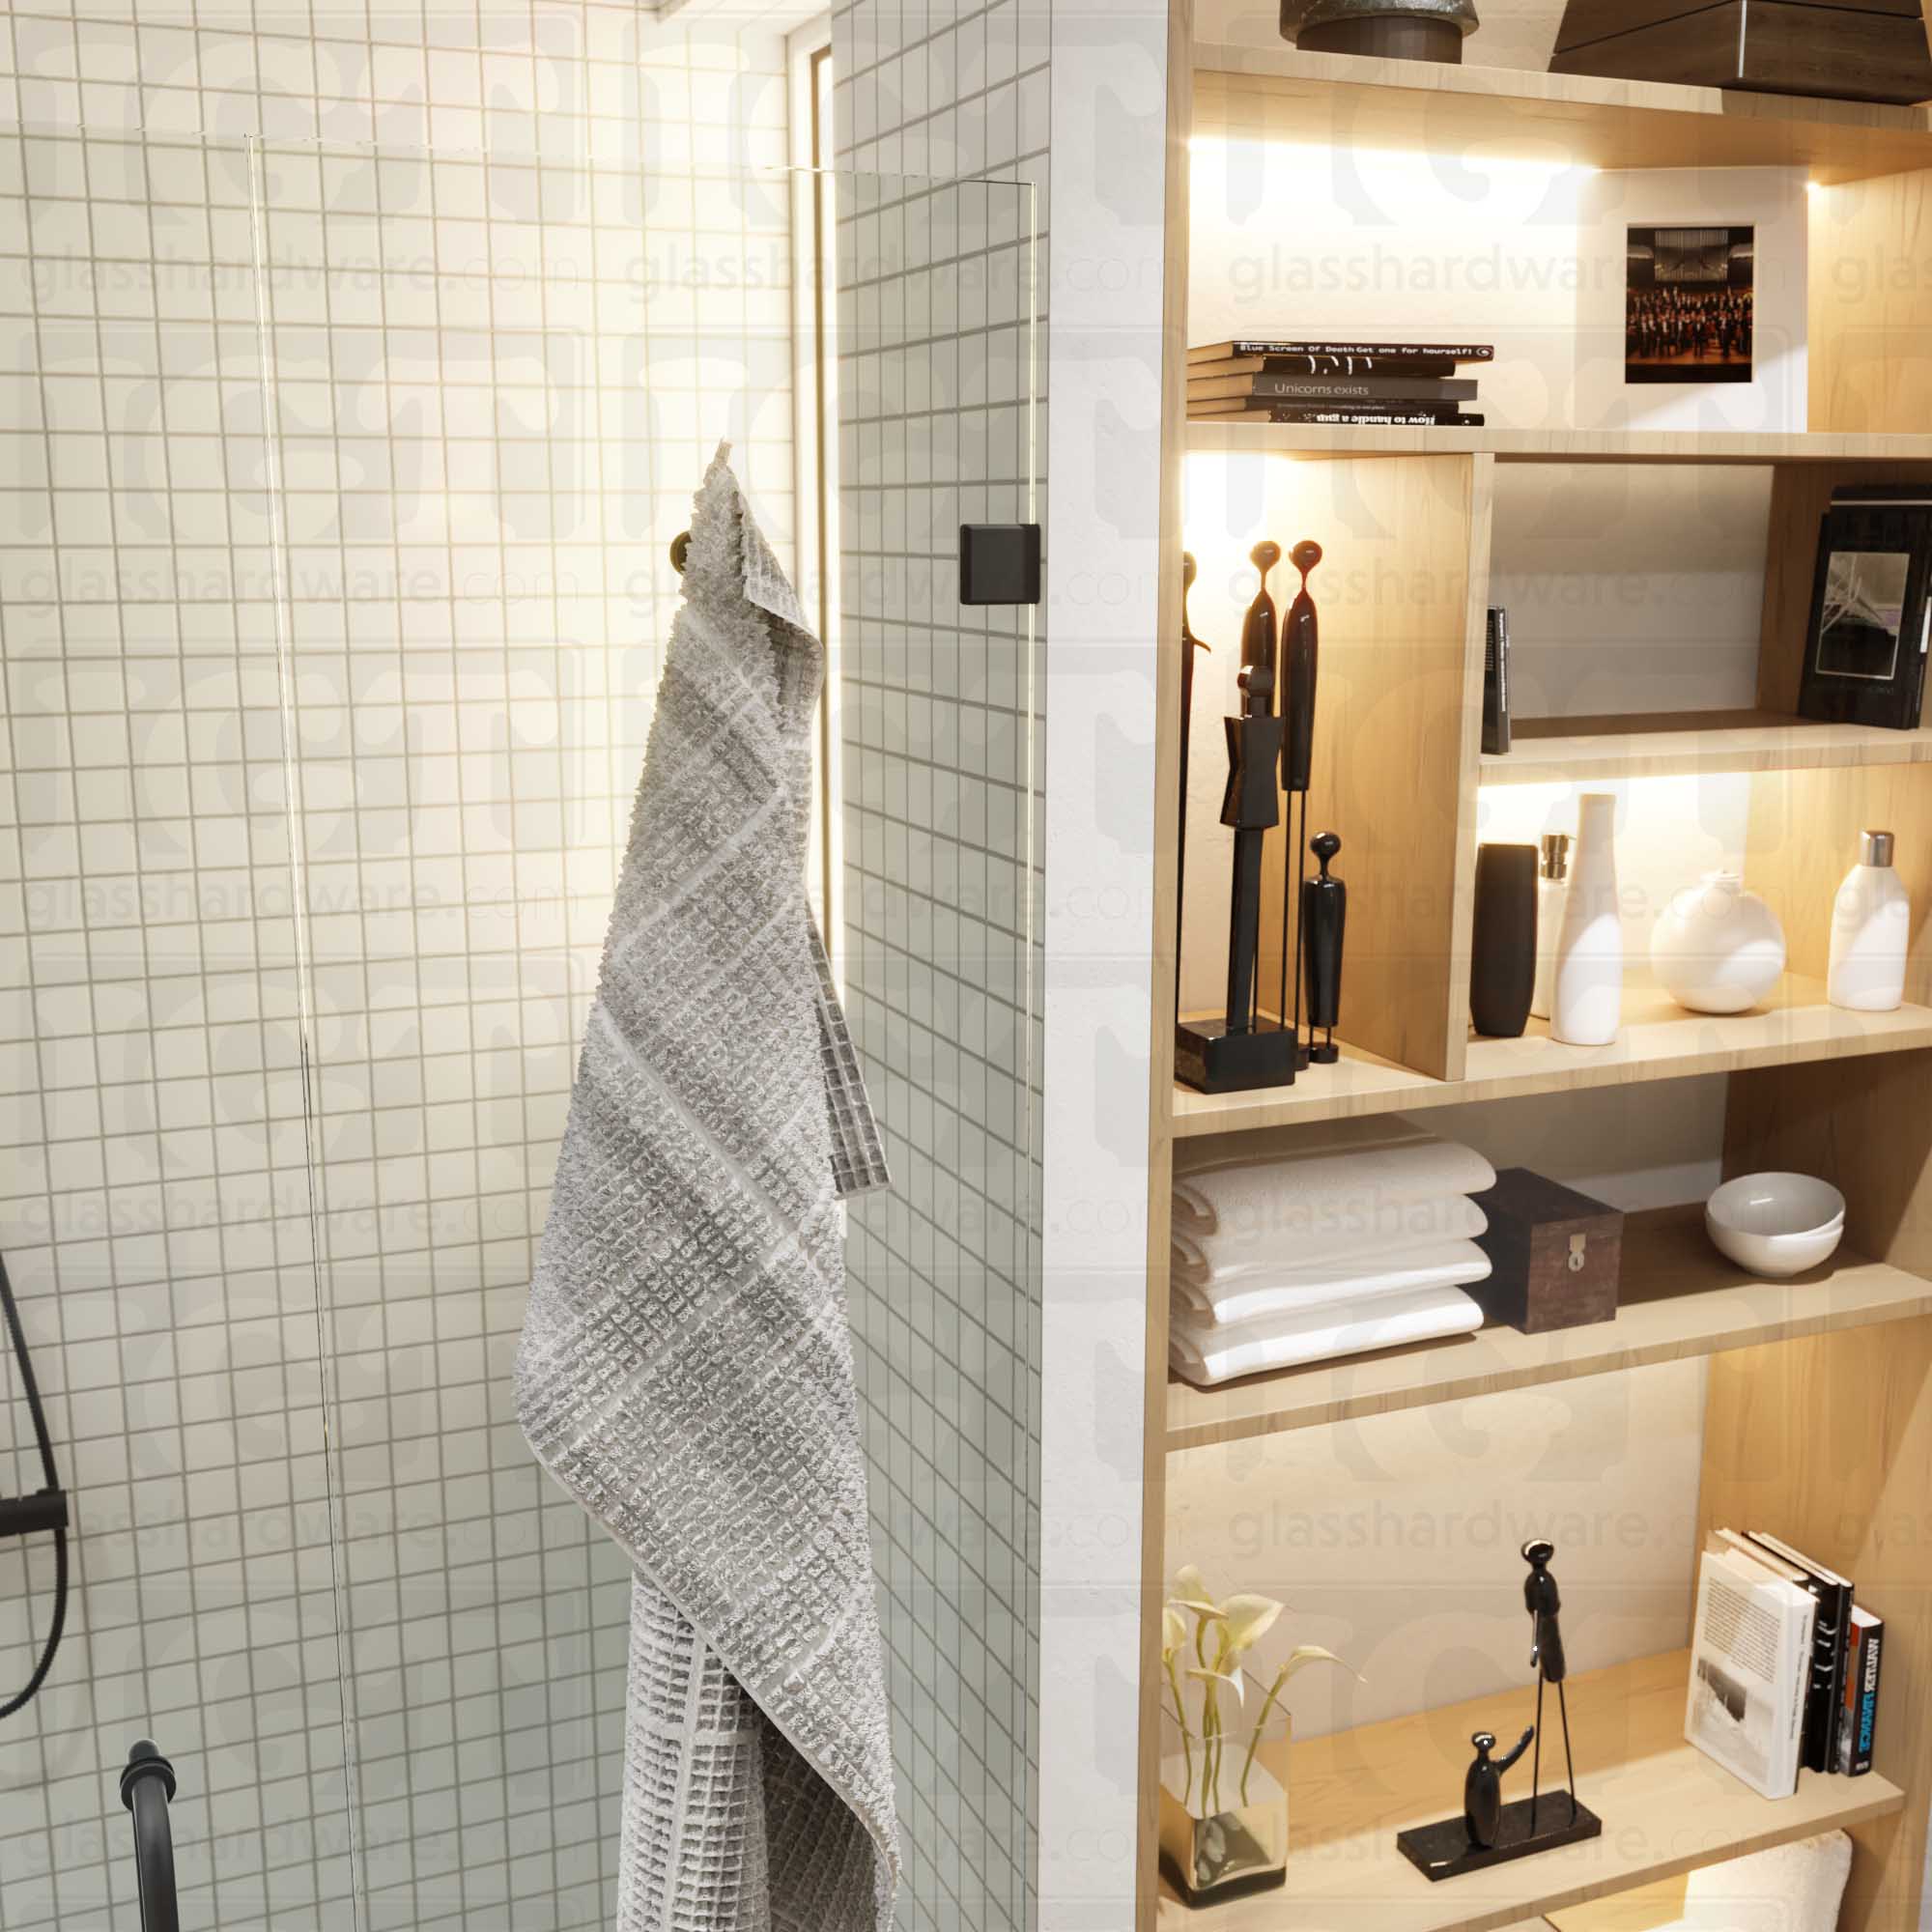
[1158,1564,1355,1906]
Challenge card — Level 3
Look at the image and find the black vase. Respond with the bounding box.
[1470,844,1538,1038]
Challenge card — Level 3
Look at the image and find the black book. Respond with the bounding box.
[1748,1531,1854,1775]
[1484,609,1511,755]
[1191,351,1463,382]
[1189,337,1495,363]
[1838,1608,1883,1776]
[1189,373,1480,404]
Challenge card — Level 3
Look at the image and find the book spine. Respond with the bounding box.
[1484,609,1511,756]
[1846,1616,1882,1776]
[1820,1581,1854,1774]
[1237,377,1478,402]
[1264,407,1480,426]
[1227,340,1495,361]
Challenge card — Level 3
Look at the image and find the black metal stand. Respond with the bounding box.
[1397,1795,1604,1882]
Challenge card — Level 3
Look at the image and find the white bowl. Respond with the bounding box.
[1705,1173,1847,1279]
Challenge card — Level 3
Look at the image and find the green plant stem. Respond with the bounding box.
[1165,1656,1194,1808]
[1238,1664,1292,1805]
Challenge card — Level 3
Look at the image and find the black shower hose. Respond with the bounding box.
[0,1252,68,1718]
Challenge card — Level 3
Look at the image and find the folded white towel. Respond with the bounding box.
[1173,1237,1493,1329]
[1171,1286,1485,1387]
[1173,1195,1489,1289]
[1174,1125,1496,1246]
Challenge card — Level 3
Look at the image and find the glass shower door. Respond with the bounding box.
[249,136,1038,1930]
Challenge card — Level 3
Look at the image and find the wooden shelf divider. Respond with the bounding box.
[1156,1648,1906,1932]
[1165,1205,1932,1452]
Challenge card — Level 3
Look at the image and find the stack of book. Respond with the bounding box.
[1686,1526,1884,1801]
[1187,338,1492,428]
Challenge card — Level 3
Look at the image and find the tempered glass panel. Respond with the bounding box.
[0,122,356,1929]
[248,134,1038,1932]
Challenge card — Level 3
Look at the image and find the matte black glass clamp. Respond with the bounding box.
[121,1740,181,1932]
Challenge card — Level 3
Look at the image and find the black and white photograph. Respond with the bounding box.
[1626,226,1755,385]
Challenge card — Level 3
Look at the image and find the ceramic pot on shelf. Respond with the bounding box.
[1280,0,1480,64]
[1830,831,1911,1013]
[1651,871,1787,1015]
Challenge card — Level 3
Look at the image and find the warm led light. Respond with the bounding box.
[1191,133,1598,181]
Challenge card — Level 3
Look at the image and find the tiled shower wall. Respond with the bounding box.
[0,12,800,1928]
[829,3,1049,1926]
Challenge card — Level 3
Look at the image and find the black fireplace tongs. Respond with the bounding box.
[0,1251,69,1717]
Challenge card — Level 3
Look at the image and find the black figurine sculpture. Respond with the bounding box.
[1176,554,1211,1017]
[1523,1537,1578,1832]
[1396,1538,1603,1880]
[1302,832,1345,1065]
[1278,542,1321,1047]
[1177,538,1343,1094]
[1463,1729,1534,1851]
[1175,544,1298,1094]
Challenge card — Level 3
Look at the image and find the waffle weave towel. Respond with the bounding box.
[516,444,897,1931]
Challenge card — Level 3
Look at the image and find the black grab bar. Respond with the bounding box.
[119,1741,180,1932]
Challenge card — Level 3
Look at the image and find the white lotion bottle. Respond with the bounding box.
[1530,832,1571,1022]
[1551,793,1622,1046]
[1829,829,1910,1012]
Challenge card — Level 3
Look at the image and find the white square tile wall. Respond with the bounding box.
[831,2,1049,1924]
[0,9,803,1926]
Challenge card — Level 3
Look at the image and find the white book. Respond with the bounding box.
[1684,1544,1818,1801]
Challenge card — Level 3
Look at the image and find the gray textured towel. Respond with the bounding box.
[515,445,896,1931]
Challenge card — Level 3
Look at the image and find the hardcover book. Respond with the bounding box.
[1838,1607,1883,1776]
[1686,1541,1815,1801]
[1187,374,1480,403]
[1747,1531,1854,1776]
[1189,338,1495,363]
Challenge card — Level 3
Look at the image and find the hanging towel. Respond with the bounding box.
[1171,1286,1486,1387]
[515,444,898,1932]
[1172,1236,1493,1329]
[1173,1126,1495,1244]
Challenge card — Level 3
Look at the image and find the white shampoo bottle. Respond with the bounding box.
[1829,829,1910,1012]
[1551,793,1622,1046]
[1530,832,1571,1022]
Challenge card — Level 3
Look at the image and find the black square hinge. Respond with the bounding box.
[959,524,1042,606]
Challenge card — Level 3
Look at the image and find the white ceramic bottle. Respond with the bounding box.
[1529,833,1570,1022]
[1829,830,1910,1012]
[1551,793,1622,1046]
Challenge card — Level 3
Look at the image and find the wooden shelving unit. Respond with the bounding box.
[1482,711,1932,786]
[1187,422,1932,464]
[1155,1649,1907,1932]
[1144,30,1932,1932]
[1165,1206,1932,1450]
[1193,43,1932,184]
[1173,983,1932,1136]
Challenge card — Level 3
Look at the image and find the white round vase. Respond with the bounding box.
[1650,871,1786,1015]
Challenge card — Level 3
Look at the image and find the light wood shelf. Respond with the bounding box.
[1481,711,1932,786]
[1173,980,1932,1138]
[1164,1206,1932,1451]
[1156,1647,1906,1932]
[1186,421,1932,466]
[1193,43,1932,185]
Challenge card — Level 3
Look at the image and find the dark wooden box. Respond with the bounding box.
[1469,1168,1623,1335]
[1551,0,1932,105]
